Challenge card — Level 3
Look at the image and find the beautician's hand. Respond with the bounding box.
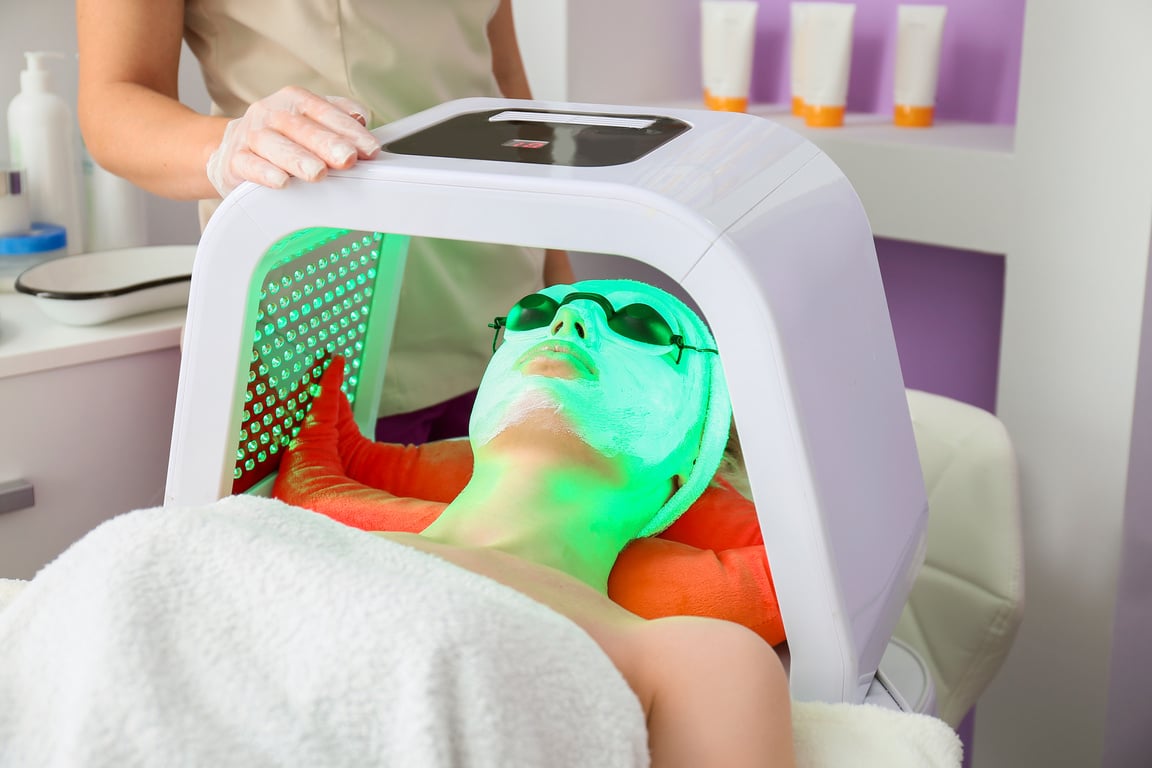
[206,86,382,198]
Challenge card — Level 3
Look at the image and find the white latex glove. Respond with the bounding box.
[206,86,381,198]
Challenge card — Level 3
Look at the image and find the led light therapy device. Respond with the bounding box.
[166,98,928,709]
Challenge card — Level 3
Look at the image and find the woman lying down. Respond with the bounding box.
[0,280,794,767]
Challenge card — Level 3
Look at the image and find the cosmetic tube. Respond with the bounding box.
[894,5,947,127]
[789,3,812,116]
[701,1,759,112]
[801,3,855,128]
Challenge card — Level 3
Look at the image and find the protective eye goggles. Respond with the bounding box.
[488,291,718,364]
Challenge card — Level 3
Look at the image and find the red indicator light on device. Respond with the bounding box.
[502,139,550,149]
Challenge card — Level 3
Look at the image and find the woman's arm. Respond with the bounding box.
[487,0,576,286]
[77,0,380,201]
[77,0,224,199]
[487,0,533,100]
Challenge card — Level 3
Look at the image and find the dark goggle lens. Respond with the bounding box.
[608,303,675,346]
[505,294,561,331]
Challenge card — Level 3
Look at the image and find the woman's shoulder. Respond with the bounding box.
[630,616,795,766]
[620,615,786,718]
[636,614,779,667]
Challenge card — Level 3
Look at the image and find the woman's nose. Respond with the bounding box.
[550,306,594,342]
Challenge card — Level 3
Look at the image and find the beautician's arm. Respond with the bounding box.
[77,0,222,199]
[487,0,576,286]
[78,0,376,200]
[77,0,575,287]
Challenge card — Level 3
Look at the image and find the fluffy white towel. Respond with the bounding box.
[793,701,963,767]
[0,496,963,768]
[0,579,24,612]
[0,496,649,768]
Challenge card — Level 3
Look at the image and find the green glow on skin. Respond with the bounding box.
[470,282,709,472]
[421,280,718,591]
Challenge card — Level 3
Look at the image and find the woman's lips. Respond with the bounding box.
[516,340,598,379]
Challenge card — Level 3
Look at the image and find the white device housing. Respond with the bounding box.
[166,98,928,705]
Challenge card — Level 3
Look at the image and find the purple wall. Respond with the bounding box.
[751,0,1026,124]
[876,240,1005,412]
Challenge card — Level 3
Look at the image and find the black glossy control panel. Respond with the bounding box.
[384,108,691,167]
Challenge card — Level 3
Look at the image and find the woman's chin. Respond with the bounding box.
[470,388,565,447]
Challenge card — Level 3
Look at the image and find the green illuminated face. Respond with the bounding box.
[470,280,711,478]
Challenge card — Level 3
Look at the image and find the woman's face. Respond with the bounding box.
[469,283,710,478]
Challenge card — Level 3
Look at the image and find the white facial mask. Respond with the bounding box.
[470,289,706,471]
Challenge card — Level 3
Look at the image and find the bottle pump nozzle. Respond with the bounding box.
[20,52,67,93]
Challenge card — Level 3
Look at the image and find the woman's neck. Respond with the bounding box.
[419,423,670,592]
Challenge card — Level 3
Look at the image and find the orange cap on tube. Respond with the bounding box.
[704,90,749,113]
[894,104,934,127]
[804,104,845,128]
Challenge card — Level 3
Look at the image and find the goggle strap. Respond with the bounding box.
[489,317,507,353]
[669,334,719,364]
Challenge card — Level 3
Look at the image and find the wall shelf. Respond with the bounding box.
[514,0,1016,256]
[659,102,1017,255]
[753,108,1015,255]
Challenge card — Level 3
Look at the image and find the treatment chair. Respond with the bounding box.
[895,389,1023,726]
[166,98,938,711]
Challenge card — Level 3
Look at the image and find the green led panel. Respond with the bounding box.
[232,227,384,493]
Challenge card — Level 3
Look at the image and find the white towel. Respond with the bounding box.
[0,496,963,768]
[0,579,24,613]
[0,496,649,768]
[793,700,963,767]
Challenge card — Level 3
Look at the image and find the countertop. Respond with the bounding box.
[0,292,185,379]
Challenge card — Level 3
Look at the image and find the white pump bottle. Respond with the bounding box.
[7,51,85,255]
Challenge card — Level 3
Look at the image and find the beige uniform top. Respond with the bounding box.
[184,0,545,416]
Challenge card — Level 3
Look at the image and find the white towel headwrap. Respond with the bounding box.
[578,280,731,537]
